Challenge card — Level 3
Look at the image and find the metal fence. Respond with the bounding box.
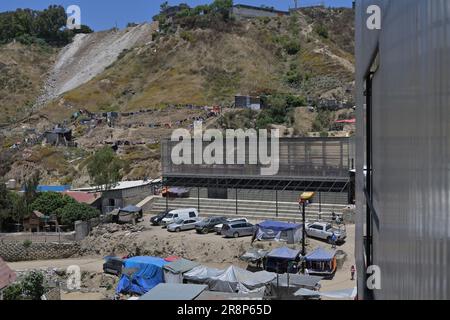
[162,137,352,179]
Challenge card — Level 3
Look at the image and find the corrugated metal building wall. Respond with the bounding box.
[356,0,450,299]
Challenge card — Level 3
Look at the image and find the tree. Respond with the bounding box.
[30,192,76,217]
[56,202,100,227]
[87,147,123,191]
[0,182,14,231]
[160,1,169,12]
[3,283,24,300]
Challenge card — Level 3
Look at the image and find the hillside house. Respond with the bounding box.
[72,180,158,214]
[235,95,262,110]
[44,128,73,147]
[23,210,49,232]
[231,4,289,20]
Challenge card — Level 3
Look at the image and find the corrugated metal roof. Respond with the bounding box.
[72,180,155,192]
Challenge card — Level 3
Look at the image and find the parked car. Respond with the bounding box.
[221,221,256,238]
[305,222,347,244]
[103,256,124,276]
[150,210,173,226]
[161,208,199,227]
[195,216,228,234]
[167,218,200,232]
[214,217,248,234]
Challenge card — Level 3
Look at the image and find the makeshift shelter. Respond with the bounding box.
[295,287,357,300]
[254,220,303,244]
[265,247,301,274]
[184,265,276,294]
[116,256,168,295]
[163,258,200,284]
[306,248,337,278]
[139,283,207,300]
[266,274,322,300]
[240,249,268,264]
[115,205,143,224]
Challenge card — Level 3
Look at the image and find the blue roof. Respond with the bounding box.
[257,220,302,232]
[267,247,301,260]
[36,185,71,192]
[306,248,336,262]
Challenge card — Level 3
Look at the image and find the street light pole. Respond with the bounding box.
[301,200,306,274]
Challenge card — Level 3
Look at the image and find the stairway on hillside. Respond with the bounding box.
[147,197,348,223]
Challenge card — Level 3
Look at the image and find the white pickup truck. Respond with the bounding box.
[305,222,347,243]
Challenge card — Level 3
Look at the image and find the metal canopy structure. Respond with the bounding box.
[163,175,349,193]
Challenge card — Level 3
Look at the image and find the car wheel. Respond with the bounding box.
[233,232,239,238]
[202,228,208,234]
[176,228,181,233]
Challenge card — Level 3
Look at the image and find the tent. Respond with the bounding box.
[254,220,303,244]
[265,247,301,274]
[139,283,208,300]
[305,248,337,278]
[184,265,276,294]
[116,256,168,295]
[267,274,322,300]
[295,287,357,300]
[163,258,200,284]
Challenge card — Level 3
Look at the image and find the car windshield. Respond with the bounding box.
[166,213,174,218]
[174,219,183,224]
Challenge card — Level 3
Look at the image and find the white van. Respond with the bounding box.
[161,208,199,227]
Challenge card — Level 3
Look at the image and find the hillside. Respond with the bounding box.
[0,6,355,186]
[39,8,354,121]
[0,43,58,125]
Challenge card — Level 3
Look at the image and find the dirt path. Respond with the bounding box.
[9,257,104,273]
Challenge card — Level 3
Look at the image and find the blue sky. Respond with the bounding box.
[0,0,352,31]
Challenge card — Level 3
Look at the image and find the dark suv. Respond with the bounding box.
[150,210,172,226]
[195,216,228,234]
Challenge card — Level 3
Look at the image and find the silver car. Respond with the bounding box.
[214,218,248,234]
[221,221,256,238]
[167,218,200,232]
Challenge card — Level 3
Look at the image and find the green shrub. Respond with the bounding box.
[315,24,329,38]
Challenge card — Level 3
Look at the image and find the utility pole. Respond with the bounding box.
[294,0,299,9]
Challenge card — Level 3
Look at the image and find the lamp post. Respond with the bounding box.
[299,192,315,274]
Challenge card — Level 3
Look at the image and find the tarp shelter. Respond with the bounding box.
[163,258,200,284]
[116,256,168,295]
[240,248,268,264]
[265,247,301,274]
[139,283,207,300]
[255,220,303,244]
[267,274,322,300]
[306,248,337,278]
[184,265,276,294]
[117,205,143,223]
[295,287,357,300]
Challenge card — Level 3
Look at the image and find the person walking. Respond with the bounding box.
[331,232,338,249]
[351,265,356,280]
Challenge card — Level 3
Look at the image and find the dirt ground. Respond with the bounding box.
[8,223,356,300]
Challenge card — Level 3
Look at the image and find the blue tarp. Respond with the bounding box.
[36,185,71,192]
[116,256,168,295]
[257,220,302,232]
[267,247,301,260]
[306,248,336,262]
[120,205,142,213]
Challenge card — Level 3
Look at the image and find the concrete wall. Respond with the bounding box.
[0,242,80,262]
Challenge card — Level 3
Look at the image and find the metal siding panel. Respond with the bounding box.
[356,0,450,299]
